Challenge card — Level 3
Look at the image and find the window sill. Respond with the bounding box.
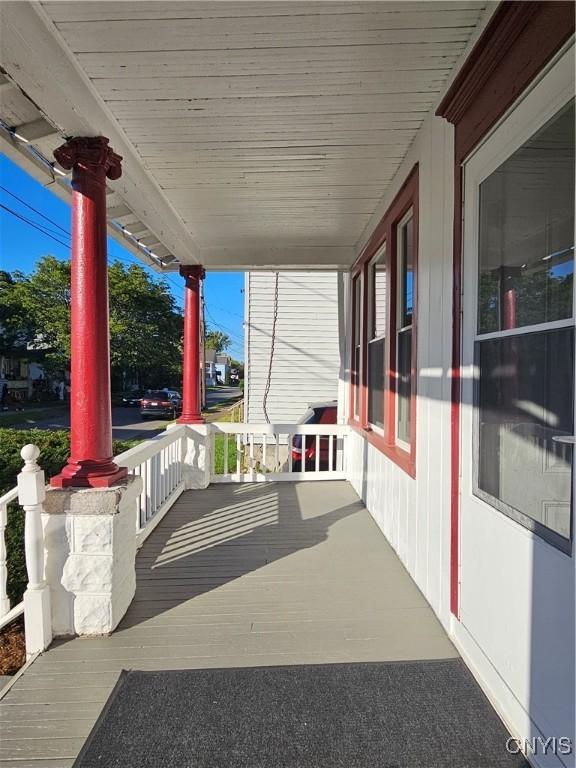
[349,421,416,478]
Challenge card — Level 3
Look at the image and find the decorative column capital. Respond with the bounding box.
[54,136,122,181]
[180,265,205,287]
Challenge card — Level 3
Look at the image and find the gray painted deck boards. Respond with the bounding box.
[0,481,456,765]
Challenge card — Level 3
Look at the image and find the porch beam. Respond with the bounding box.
[50,136,128,488]
[11,117,58,143]
[177,266,205,425]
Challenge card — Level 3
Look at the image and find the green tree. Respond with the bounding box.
[0,270,32,357]
[205,330,230,353]
[108,262,183,388]
[8,256,72,374]
[4,256,184,388]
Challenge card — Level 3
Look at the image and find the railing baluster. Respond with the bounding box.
[146,457,153,521]
[164,446,169,499]
[172,441,176,491]
[275,434,280,472]
[0,501,10,617]
[155,453,161,512]
[207,422,347,483]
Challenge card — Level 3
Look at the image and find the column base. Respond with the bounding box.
[43,475,143,636]
[177,414,205,425]
[51,465,128,489]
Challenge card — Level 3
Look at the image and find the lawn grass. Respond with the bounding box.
[212,409,239,474]
[0,403,67,427]
[213,431,238,475]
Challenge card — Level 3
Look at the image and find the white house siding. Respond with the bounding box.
[346,110,455,632]
[245,271,340,424]
[344,56,575,768]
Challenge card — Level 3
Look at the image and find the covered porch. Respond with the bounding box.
[0,2,574,767]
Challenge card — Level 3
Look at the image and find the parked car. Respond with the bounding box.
[140,390,182,420]
[291,401,337,472]
[121,390,145,407]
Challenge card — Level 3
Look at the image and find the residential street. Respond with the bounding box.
[5,386,241,440]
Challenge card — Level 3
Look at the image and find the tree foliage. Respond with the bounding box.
[1,256,184,388]
[205,329,230,353]
[108,261,183,388]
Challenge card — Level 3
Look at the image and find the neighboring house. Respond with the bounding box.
[214,353,230,384]
[205,350,229,385]
[244,272,344,423]
[204,359,218,388]
[0,353,48,401]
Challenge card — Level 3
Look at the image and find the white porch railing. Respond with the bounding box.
[0,422,349,638]
[210,423,348,482]
[115,424,187,547]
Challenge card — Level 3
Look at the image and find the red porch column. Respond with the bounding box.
[177,266,205,425]
[51,137,127,488]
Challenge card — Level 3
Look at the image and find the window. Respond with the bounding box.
[474,101,574,546]
[367,246,386,430]
[478,101,574,334]
[352,272,362,421]
[396,213,414,446]
[348,165,418,476]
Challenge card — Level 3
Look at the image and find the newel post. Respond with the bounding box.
[17,445,52,656]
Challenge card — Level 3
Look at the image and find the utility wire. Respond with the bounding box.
[0,185,69,235]
[0,194,185,298]
[204,304,244,346]
[1,190,244,346]
[0,202,70,250]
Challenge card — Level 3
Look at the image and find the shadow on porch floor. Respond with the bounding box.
[0,481,456,765]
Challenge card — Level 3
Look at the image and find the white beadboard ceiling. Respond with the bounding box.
[0,1,489,270]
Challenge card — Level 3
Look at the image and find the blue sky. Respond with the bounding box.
[0,154,245,360]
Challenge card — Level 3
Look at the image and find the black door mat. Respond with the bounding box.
[74,659,529,768]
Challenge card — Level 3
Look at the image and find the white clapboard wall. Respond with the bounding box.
[245,271,340,423]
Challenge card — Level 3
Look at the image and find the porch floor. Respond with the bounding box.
[0,481,457,766]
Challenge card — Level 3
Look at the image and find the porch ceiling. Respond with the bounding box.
[0,2,489,271]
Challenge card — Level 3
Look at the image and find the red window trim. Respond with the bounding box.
[436,1,575,618]
[349,269,365,430]
[348,164,419,478]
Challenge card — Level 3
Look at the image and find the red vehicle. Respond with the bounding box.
[140,390,182,420]
[291,401,337,472]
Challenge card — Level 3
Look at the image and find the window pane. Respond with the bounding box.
[478,101,574,333]
[397,328,412,444]
[399,217,414,329]
[353,276,361,346]
[368,338,385,428]
[354,345,361,418]
[476,327,574,540]
[369,250,387,339]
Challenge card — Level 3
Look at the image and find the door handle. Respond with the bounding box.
[552,435,576,444]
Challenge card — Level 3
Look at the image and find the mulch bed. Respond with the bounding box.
[0,616,25,676]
